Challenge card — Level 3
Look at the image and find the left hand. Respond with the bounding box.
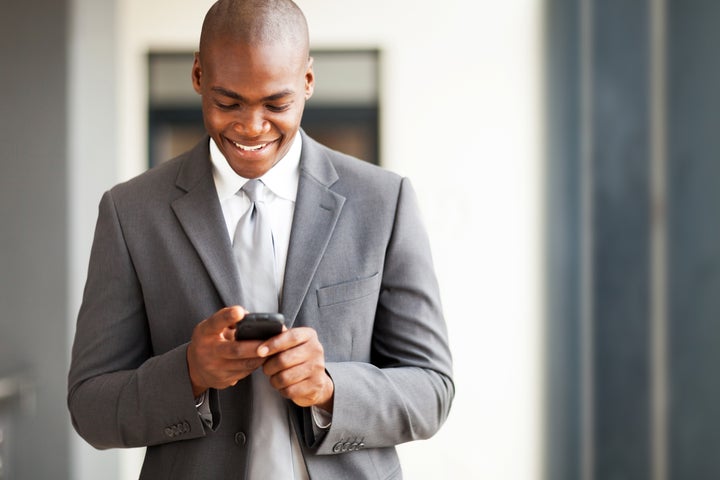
[257,327,334,412]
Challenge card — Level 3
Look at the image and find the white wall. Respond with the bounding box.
[99,1,544,478]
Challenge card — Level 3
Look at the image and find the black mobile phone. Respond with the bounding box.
[234,313,285,341]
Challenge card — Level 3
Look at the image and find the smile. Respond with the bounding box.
[232,141,267,152]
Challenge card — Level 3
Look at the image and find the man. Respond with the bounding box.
[67,0,454,478]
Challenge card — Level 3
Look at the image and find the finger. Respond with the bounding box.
[263,341,313,376]
[202,306,245,335]
[257,327,313,357]
[275,367,334,408]
[220,327,235,341]
[220,357,267,376]
[268,360,313,388]
[265,343,326,392]
[192,354,266,390]
[216,338,265,360]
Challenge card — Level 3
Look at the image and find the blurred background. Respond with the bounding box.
[1,0,719,479]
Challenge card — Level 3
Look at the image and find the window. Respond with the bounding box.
[148,50,380,167]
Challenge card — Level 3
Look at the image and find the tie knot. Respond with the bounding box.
[242,179,264,203]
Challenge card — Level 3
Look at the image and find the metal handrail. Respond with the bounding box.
[0,377,22,402]
[0,375,34,413]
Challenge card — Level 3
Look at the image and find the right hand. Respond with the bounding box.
[186,306,266,397]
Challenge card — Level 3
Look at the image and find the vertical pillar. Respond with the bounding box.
[547,1,720,479]
[667,1,720,478]
[0,1,71,478]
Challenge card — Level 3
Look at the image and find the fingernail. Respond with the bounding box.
[258,346,269,357]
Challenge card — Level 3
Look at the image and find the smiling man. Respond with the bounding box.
[68,1,454,479]
[194,0,314,179]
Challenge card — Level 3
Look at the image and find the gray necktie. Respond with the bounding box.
[233,179,278,312]
[233,179,306,479]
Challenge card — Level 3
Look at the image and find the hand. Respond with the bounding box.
[257,327,335,412]
[186,306,266,397]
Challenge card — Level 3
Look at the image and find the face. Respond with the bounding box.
[192,37,314,178]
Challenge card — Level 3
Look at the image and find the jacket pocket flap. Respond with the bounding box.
[316,273,381,307]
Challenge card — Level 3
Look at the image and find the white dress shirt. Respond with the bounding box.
[207,132,329,478]
[210,134,300,296]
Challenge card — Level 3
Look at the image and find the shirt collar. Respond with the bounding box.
[210,132,301,203]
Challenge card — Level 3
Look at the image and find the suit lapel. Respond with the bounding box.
[281,133,345,326]
[171,138,242,308]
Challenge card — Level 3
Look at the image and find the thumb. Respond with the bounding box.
[204,306,245,334]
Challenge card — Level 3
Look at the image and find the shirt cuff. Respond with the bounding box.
[311,405,332,430]
[195,391,213,428]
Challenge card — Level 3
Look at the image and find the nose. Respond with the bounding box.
[233,108,270,137]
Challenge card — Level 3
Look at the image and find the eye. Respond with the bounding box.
[216,101,239,111]
[266,104,291,113]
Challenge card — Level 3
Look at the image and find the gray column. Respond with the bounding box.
[667,1,720,478]
[547,1,720,479]
[0,0,121,478]
[0,1,71,479]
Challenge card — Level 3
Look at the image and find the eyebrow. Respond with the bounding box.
[210,86,295,102]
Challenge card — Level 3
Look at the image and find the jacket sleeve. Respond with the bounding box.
[67,190,211,449]
[312,177,455,454]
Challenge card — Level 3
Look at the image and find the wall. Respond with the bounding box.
[68,0,122,478]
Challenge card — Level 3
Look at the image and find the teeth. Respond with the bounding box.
[233,141,266,152]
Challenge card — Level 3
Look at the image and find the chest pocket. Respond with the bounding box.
[316,272,381,307]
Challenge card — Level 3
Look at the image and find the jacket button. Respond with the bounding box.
[234,431,247,446]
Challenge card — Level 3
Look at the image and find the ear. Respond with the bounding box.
[304,56,315,100]
[191,52,203,94]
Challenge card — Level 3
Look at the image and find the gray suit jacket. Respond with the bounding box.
[68,132,454,480]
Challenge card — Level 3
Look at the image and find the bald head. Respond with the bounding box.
[192,0,315,178]
[200,0,309,59]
